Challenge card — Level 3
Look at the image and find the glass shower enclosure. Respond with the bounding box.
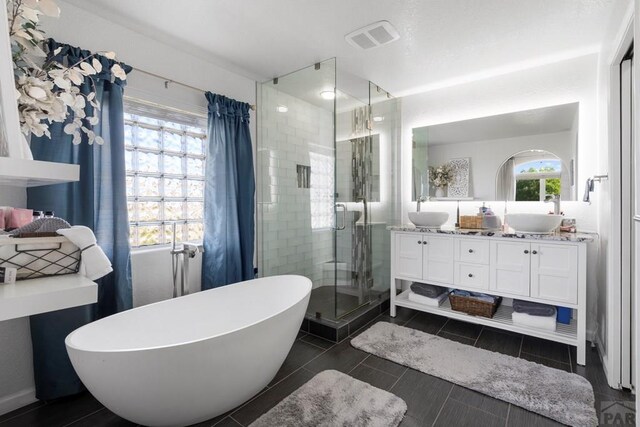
[257,58,400,322]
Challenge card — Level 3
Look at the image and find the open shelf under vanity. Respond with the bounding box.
[394,289,578,345]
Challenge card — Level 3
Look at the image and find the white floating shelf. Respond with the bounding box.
[0,274,97,321]
[0,157,79,187]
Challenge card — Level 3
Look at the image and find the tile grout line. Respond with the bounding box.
[228,414,244,427]
[430,383,455,427]
[228,338,337,418]
[387,366,409,392]
[504,404,511,427]
[473,326,484,347]
[448,395,508,421]
[520,350,572,367]
[517,335,524,357]
[60,407,105,427]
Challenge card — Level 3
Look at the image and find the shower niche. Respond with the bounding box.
[257,58,400,328]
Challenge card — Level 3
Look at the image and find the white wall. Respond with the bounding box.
[401,54,602,338]
[0,1,256,414]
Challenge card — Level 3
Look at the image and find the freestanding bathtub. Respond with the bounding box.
[65,275,312,427]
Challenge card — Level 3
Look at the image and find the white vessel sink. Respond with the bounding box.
[506,213,563,234]
[408,212,449,228]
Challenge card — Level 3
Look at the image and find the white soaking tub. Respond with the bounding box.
[66,275,311,426]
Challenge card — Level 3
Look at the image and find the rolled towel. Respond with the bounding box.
[513,299,557,317]
[8,217,71,235]
[410,282,448,298]
[512,311,557,331]
[408,291,448,307]
[57,226,113,281]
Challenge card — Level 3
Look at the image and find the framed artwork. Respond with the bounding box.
[447,158,471,198]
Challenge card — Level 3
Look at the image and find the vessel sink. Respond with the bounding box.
[408,212,449,228]
[505,213,563,234]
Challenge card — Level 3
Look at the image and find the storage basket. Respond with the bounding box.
[459,215,485,229]
[0,236,80,280]
[449,292,501,318]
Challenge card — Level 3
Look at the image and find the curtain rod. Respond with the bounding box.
[131,67,256,111]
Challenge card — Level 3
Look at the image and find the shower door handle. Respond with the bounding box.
[335,203,347,230]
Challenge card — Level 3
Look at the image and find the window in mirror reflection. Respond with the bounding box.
[515,159,561,201]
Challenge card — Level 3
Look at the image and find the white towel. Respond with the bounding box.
[57,226,113,280]
[512,311,557,332]
[408,291,448,307]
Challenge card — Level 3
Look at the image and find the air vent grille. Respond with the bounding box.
[345,21,400,50]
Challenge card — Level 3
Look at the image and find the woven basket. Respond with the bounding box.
[449,292,501,318]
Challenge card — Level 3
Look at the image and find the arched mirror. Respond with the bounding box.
[496,150,570,201]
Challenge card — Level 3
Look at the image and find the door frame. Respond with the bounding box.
[605,11,635,389]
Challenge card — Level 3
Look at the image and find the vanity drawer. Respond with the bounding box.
[455,239,490,265]
[454,262,490,290]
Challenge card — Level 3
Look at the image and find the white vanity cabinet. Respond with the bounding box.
[489,241,531,297]
[389,228,591,365]
[394,233,454,283]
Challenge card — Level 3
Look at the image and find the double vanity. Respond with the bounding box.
[388,224,593,365]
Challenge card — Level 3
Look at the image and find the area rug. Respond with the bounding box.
[249,370,407,427]
[351,322,597,427]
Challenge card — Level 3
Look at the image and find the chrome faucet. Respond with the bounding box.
[416,196,427,212]
[544,194,561,215]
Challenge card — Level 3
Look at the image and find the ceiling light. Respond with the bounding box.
[320,90,335,100]
[276,105,288,113]
[372,116,384,122]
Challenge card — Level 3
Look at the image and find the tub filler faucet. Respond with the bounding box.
[171,222,203,298]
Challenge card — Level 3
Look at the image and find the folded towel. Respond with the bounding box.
[57,226,112,280]
[512,311,557,331]
[408,291,448,307]
[410,282,448,298]
[451,289,498,304]
[513,299,557,317]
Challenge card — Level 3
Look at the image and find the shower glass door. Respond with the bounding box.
[257,58,382,321]
[334,90,373,318]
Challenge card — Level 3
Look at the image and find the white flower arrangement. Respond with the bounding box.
[428,163,453,188]
[7,0,126,144]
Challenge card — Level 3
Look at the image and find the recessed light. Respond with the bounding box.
[372,116,384,122]
[276,105,288,113]
[320,90,335,100]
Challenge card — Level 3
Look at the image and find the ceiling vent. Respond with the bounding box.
[345,21,400,50]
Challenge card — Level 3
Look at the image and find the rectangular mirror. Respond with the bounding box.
[412,102,579,201]
[336,134,380,202]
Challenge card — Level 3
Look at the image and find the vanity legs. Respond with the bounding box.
[390,278,397,317]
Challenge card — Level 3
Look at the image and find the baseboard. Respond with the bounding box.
[0,388,37,416]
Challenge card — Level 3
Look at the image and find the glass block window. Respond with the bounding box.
[309,152,335,230]
[124,109,207,247]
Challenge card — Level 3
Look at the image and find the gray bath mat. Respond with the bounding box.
[249,370,407,427]
[351,322,597,427]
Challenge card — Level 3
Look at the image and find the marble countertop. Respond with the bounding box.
[387,225,596,242]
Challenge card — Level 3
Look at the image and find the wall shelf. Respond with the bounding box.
[0,274,97,321]
[0,157,79,187]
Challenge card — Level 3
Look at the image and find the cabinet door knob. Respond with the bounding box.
[422,241,427,244]
[524,250,530,254]
[418,240,422,244]
[468,273,473,278]
[532,250,538,255]
[468,249,474,253]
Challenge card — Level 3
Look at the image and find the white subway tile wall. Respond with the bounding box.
[257,85,335,287]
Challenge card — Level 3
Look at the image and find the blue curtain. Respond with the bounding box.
[26,39,132,400]
[202,93,255,289]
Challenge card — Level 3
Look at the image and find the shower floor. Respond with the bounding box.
[307,285,362,319]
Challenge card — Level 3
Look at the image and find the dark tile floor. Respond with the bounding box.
[0,307,633,427]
